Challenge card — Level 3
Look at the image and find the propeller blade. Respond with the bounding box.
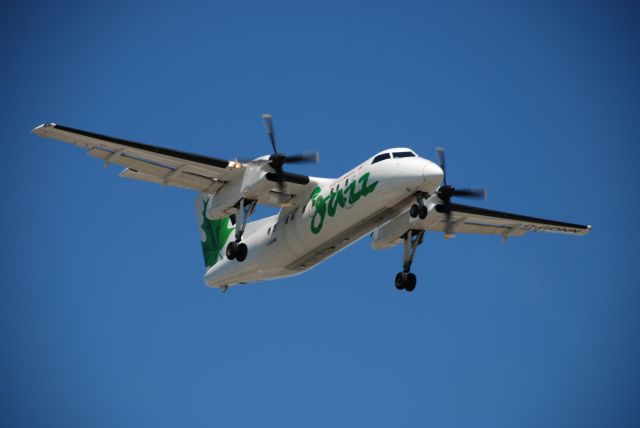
[283,151,320,164]
[277,178,286,195]
[237,152,320,166]
[273,167,288,203]
[262,113,277,153]
[435,147,447,185]
[443,207,456,239]
[453,188,487,199]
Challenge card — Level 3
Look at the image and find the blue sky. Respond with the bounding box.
[2,0,639,426]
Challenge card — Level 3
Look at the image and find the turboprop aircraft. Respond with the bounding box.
[32,116,591,292]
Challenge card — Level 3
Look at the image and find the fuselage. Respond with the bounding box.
[204,148,443,288]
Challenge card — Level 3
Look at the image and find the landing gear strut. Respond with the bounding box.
[395,230,424,292]
[226,198,256,262]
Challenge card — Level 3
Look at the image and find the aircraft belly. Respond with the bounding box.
[282,192,415,273]
[205,183,419,288]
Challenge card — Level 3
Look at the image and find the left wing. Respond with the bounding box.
[32,123,244,193]
[429,203,591,238]
[372,201,590,249]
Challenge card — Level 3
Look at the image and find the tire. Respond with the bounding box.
[405,273,417,292]
[409,204,419,218]
[418,205,428,220]
[236,243,248,262]
[395,272,406,290]
[226,241,238,260]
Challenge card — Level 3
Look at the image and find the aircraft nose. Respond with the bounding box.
[423,161,443,184]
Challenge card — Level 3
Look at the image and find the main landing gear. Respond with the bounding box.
[226,241,248,262]
[395,230,424,292]
[226,198,256,263]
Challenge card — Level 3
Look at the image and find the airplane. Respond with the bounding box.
[32,116,591,293]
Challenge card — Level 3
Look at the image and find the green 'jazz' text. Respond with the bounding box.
[310,172,379,234]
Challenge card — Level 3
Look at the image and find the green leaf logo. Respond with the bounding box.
[200,199,235,268]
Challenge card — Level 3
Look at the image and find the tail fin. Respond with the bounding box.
[196,194,235,268]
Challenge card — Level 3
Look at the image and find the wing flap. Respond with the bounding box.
[118,168,223,193]
[441,221,528,237]
[86,147,224,192]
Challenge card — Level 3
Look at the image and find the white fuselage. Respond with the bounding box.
[204,149,443,288]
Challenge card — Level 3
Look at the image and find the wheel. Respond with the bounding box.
[409,204,420,218]
[395,272,406,290]
[418,205,428,220]
[405,273,417,292]
[236,243,248,262]
[226,241,238,260]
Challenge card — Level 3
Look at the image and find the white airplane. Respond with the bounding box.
[33,116,591,292]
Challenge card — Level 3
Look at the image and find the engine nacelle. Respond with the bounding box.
[371,203,437,249]
[205,179,241,219]
[205,164,275,220]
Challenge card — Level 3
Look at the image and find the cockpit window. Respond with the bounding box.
[372,153,391,164]
[393,151,416,158]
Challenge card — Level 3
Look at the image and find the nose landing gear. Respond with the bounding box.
[395,230,424,292]
[409,203,428,219]
[409,192,429,220]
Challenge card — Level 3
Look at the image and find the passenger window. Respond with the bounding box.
[393,151,416,158]
[267,227,271,235]
[285,215,289,224]
[345,178,349,186]
[372,153,391,164]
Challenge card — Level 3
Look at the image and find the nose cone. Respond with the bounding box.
[423,161,444,185]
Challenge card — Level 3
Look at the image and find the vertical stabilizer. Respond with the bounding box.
[196,194,235,269]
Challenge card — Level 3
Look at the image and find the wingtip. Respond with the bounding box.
[31,122,56,135]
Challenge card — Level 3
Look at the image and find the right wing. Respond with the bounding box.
[33,123,243,193]
[33,122,325,208]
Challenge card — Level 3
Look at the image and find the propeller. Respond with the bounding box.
[435,147,487,238]
[436,147,447,186]
[263,113,278,153]
[261,114,319,199]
